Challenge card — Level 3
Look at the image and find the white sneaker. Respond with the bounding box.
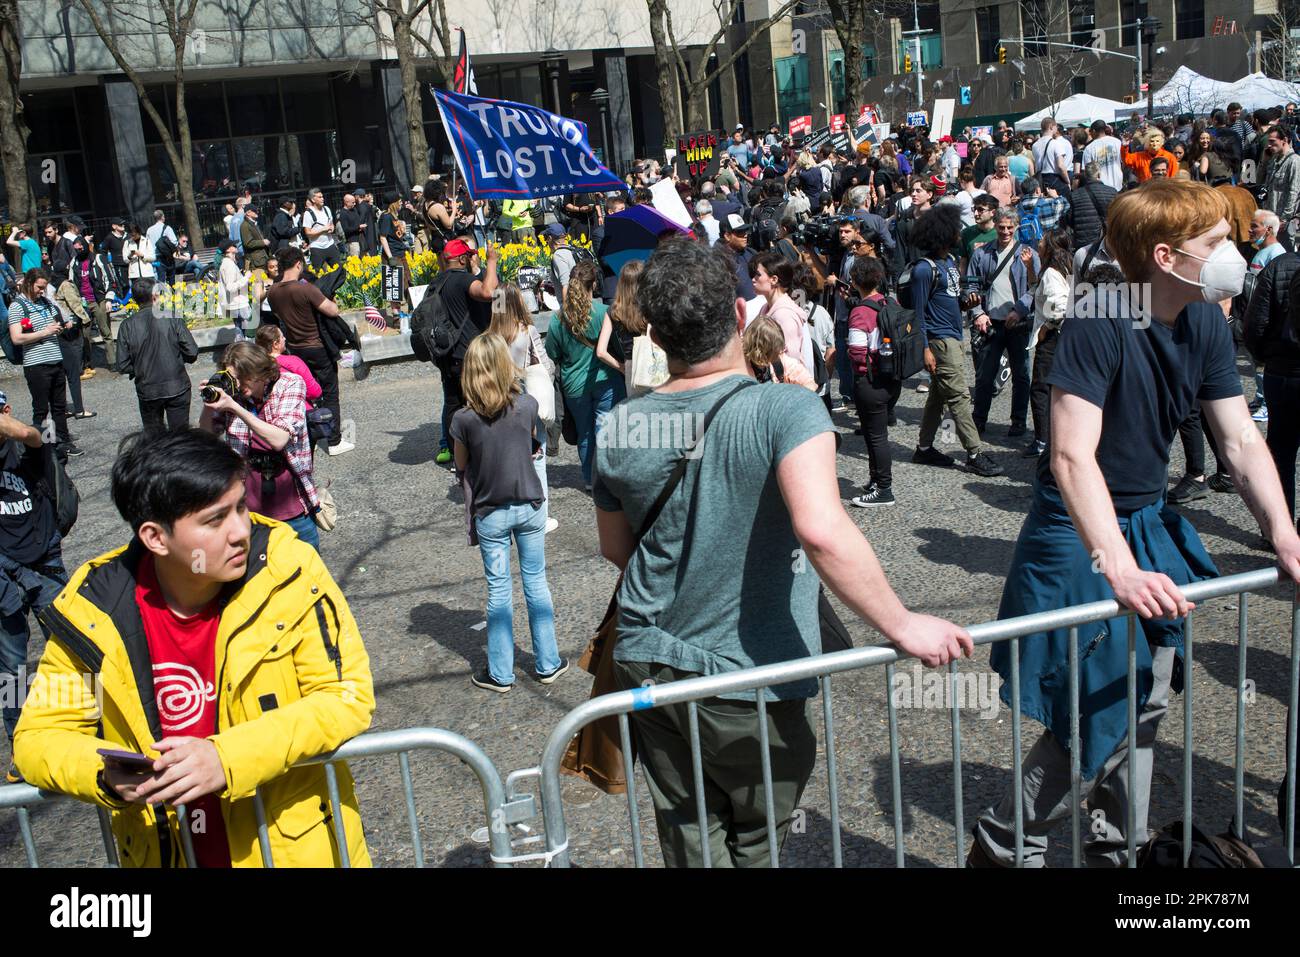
[327,440,355,456]
[544,517,559,534]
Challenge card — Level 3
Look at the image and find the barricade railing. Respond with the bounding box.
[537,567,1299,868]
[0,727,535,868]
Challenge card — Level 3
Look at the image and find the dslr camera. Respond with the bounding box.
[200,369,238,404]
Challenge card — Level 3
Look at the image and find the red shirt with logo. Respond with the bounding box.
[135,555,231,868]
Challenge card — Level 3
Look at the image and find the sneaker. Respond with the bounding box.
[1208,471,1235,493]
[536,658,570,684]
[80,368,96,380]
[964,451,1004,477]
[1007,423,1027,438]
[912,446,954,468]
[1021,439,1047,458]
[1252,405,1269,422]
[850,486,896,508]
[1168,475,1209,504]
[471,669,513,693]
[544,517,559,534]
[917,382,930,393]
[5,765,23,785]
[1248,396,1264,413]
[61,443,84,458]
[830,401,848,413]
[887,413,898,427]
[435,448,452,465]
[327,440,355,457]
[860,479,878,494]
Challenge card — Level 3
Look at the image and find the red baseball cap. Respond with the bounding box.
[939,135,954,143]
[443,239,474,259]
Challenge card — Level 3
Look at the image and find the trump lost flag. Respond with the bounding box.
[433,89,625,201]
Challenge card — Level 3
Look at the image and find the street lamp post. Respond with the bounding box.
[541,51,565,114]
[591,87,612,167]
[1142,16,1161,120]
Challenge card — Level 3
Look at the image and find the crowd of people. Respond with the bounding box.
[1,95,1300,870]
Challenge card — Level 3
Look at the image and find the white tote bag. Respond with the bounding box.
[524,337,556,425]
[628,334,669,395]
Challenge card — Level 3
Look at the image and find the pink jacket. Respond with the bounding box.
[759,294,806,365]
[276,353,322,405]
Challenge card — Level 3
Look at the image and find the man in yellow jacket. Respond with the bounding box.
[13,428,374,867]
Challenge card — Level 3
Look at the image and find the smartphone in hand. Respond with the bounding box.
[97,748,156,773]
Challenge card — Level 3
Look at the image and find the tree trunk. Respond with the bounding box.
[171,75,202,244]
[393,14,430,185]
[682,81,708,133]
[0,7,34,224]
[647,0,682,143]
[826,0,867,117]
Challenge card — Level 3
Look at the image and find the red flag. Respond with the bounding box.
[453,28,478,95]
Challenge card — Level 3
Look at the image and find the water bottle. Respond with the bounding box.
[879,337,893,358]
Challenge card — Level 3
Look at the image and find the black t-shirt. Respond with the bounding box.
[100,233,127,271]
[0,440,57,565]
[449,394,545,519]
[1040,300,1243,512]
[437,269,492,360]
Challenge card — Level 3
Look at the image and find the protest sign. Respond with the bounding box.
[674,129,722,181]
[906,110,929,128]
[789,115,813,137]
[432,89,625,200]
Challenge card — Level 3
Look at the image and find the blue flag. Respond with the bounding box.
[433,88,625,201]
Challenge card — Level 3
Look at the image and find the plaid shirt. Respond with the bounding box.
[1018,194,1071,233]
[220,371,319,515]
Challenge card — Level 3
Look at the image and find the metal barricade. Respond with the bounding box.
[0,727,535,868]
[537,567,1299,868]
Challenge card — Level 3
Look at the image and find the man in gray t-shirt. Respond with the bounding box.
[592,238,971,868]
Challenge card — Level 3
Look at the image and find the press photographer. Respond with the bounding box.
[199,341,324,552]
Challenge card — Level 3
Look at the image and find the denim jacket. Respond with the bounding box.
[964,240,1039,323]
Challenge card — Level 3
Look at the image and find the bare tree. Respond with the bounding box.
[76,0,204,242]
[1264,0,1300,82]
[359,0,453,185]
[1015,0,1093,121]
[0,0,35,224]
[647,0,799,140]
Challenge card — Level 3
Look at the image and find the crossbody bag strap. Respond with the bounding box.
[634,379,755,542]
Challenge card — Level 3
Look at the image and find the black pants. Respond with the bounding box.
[297,346,342,447]
[853,372,901,489]
[1029,326,1061,444]
[23,361,70,446]
[1264,373,1300,519]
[58,337,85,415]
[436,356,465,452]
[1178,403,1223,478]
[138,388,191,435]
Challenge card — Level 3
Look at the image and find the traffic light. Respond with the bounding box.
[904,52,912,73]
[998,46,1007,64]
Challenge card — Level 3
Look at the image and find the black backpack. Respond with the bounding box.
[858,296,926,381]
[894,256,937,311]
[153,230,177,261]
[39,443,79,537]
[409,275,458,362]
[751,202,783,253]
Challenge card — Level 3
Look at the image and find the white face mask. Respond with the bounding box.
[1170,241,1247,303]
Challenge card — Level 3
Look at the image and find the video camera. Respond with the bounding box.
[791,214,854,254]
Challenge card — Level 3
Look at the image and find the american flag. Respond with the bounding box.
[363,306,387,331]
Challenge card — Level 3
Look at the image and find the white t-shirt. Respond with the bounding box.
[303,205,336,250]
[987,242,1018,321]
[1081,136,1123,192]
[1033,134,1073,183]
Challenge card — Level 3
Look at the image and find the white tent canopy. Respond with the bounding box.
[1013,93,1137,132]
[1125,66,1300,116]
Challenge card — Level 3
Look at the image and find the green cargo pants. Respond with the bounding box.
[614,658,817,868]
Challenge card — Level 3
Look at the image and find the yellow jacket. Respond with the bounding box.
[13,516,375,867]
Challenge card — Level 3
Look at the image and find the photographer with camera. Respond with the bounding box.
[200,341,322,552]
[964,207,1040,440]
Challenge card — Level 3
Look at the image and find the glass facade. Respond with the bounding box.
[775,55,811,128]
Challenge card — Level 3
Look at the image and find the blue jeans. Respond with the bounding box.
[973,320,1032,428]
[1,561,68,742]
[285,512,321,552]
[566,380,624,486]
[475,502,559,684]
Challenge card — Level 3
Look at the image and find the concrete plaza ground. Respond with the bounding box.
[0,347,1293,867]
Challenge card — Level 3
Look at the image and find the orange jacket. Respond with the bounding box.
[1121,145,1179,182]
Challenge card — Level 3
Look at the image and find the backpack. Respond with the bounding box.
[1017,203,1045,246]
[153,230,177,261]
[39,443,79,537]
[895,256,937,311]
[1138,820,1289,868]
[409,274,457,362]
[2,297,28,365]
[751,202,783,253]
[859,296,926,381]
